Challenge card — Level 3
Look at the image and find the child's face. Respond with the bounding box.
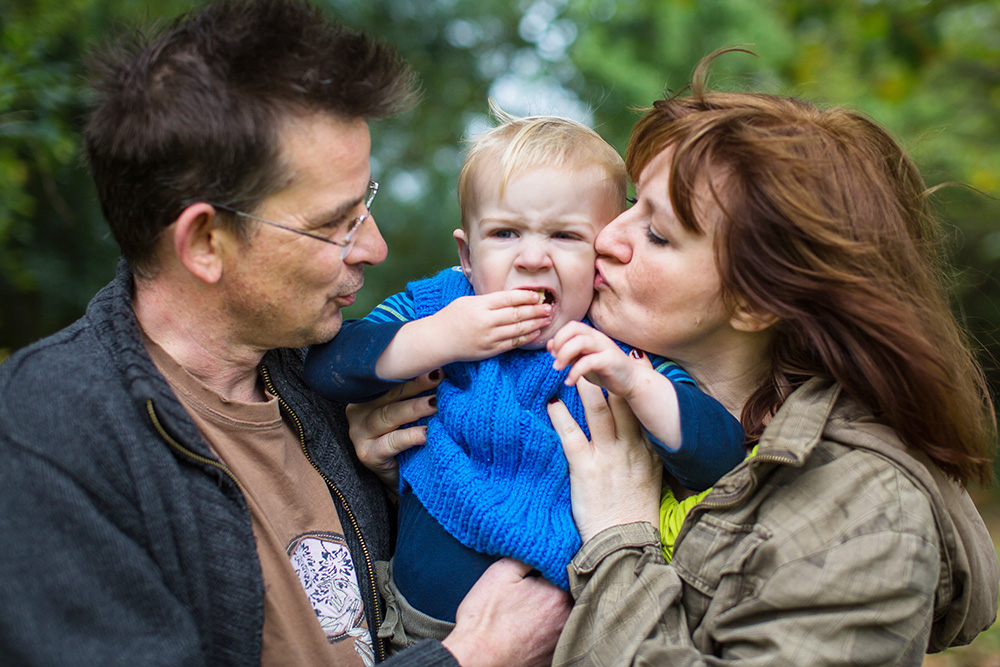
[455,164,622,348]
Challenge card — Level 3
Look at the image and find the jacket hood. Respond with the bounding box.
[777,379,999,651]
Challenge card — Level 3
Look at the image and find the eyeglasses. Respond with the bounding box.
[208,180,378,259]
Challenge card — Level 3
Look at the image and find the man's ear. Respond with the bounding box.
[453,228,473,280]
[730,300,779,333]
[172,203,227,284]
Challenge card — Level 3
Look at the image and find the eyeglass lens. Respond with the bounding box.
[342,181,378,245]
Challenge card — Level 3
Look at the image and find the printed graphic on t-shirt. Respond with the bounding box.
[287,532,373,666]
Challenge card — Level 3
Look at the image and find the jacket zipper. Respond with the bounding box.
[696,453,795,510]
[259,365,386,663]
[675,452,796,550]
[146,399,246,497]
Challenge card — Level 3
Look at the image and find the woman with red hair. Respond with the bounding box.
[546,50,998,664]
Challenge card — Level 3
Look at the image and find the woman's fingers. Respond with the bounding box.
[345,371,442,488]
[550,378,662,543]
[606,390,643,443]
[390,369,443,401]
[576,377,614,444]
[547,396,591,461]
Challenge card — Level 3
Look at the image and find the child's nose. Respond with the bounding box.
[514,238,554,271]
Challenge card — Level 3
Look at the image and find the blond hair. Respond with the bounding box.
[457,101,626,230]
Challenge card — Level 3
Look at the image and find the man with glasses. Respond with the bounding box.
[0,0,569,665]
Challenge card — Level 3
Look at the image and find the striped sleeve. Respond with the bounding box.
[365,292,416,323]
[649,355,696,385]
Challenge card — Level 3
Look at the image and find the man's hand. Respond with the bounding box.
[345,371,441,488]
[442,559,571,667]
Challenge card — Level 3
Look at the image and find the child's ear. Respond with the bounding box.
[172,203,228,284]
[453,229,473,280]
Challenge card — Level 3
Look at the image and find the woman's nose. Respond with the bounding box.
[594,210,632,263]
[514,238,554,271]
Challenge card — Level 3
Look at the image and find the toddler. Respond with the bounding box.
[304,107,745,648]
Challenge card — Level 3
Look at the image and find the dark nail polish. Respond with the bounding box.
[429,395,437,408]
[629,349,644,359]
[548,397,558,404]
[429,369,441,381]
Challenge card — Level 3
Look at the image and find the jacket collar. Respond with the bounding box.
[754,377,841,465]
[741,376,998,651]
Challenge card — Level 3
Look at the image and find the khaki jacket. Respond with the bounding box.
[555,378,999,666]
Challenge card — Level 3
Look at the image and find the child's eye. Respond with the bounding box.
[552,231,581,241]
[492,229,517,239]
[646,226,669,246]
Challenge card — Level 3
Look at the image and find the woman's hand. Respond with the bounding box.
[547,378,662,544]
[345,370,442,488]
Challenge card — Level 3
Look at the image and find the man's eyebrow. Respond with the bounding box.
[306,184,368,227]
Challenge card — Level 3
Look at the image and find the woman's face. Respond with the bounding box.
[588,147,737,369]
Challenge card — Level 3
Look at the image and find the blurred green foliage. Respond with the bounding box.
[2,0,999,448]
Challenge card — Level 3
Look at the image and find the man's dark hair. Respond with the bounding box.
[84,0,420,275]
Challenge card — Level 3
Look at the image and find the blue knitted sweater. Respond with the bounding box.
[398,268,586,589]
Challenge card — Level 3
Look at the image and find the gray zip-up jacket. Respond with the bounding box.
[554,378,999,666]
[0,261,457,666]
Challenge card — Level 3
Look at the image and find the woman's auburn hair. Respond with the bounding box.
[628,49,996,485]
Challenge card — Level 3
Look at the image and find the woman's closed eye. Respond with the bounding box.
[646,226,670,246]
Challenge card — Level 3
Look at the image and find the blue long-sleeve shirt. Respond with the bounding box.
[304,269,745,621]
[305,284,745,490]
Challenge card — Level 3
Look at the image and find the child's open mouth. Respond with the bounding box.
[527,288,555,305]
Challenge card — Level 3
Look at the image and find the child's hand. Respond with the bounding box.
[549,322,680,450]
[435,289,553,361]
[547,321,651,397]
[375,290,551,380]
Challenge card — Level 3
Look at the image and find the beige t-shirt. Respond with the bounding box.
[144,335,372,666]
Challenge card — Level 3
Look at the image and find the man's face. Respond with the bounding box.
[219,113,387,351]
[455,164,622,348]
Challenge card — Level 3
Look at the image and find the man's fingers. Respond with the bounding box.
[487,557,535,581]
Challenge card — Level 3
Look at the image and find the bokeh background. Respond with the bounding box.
[2,1,999,661]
